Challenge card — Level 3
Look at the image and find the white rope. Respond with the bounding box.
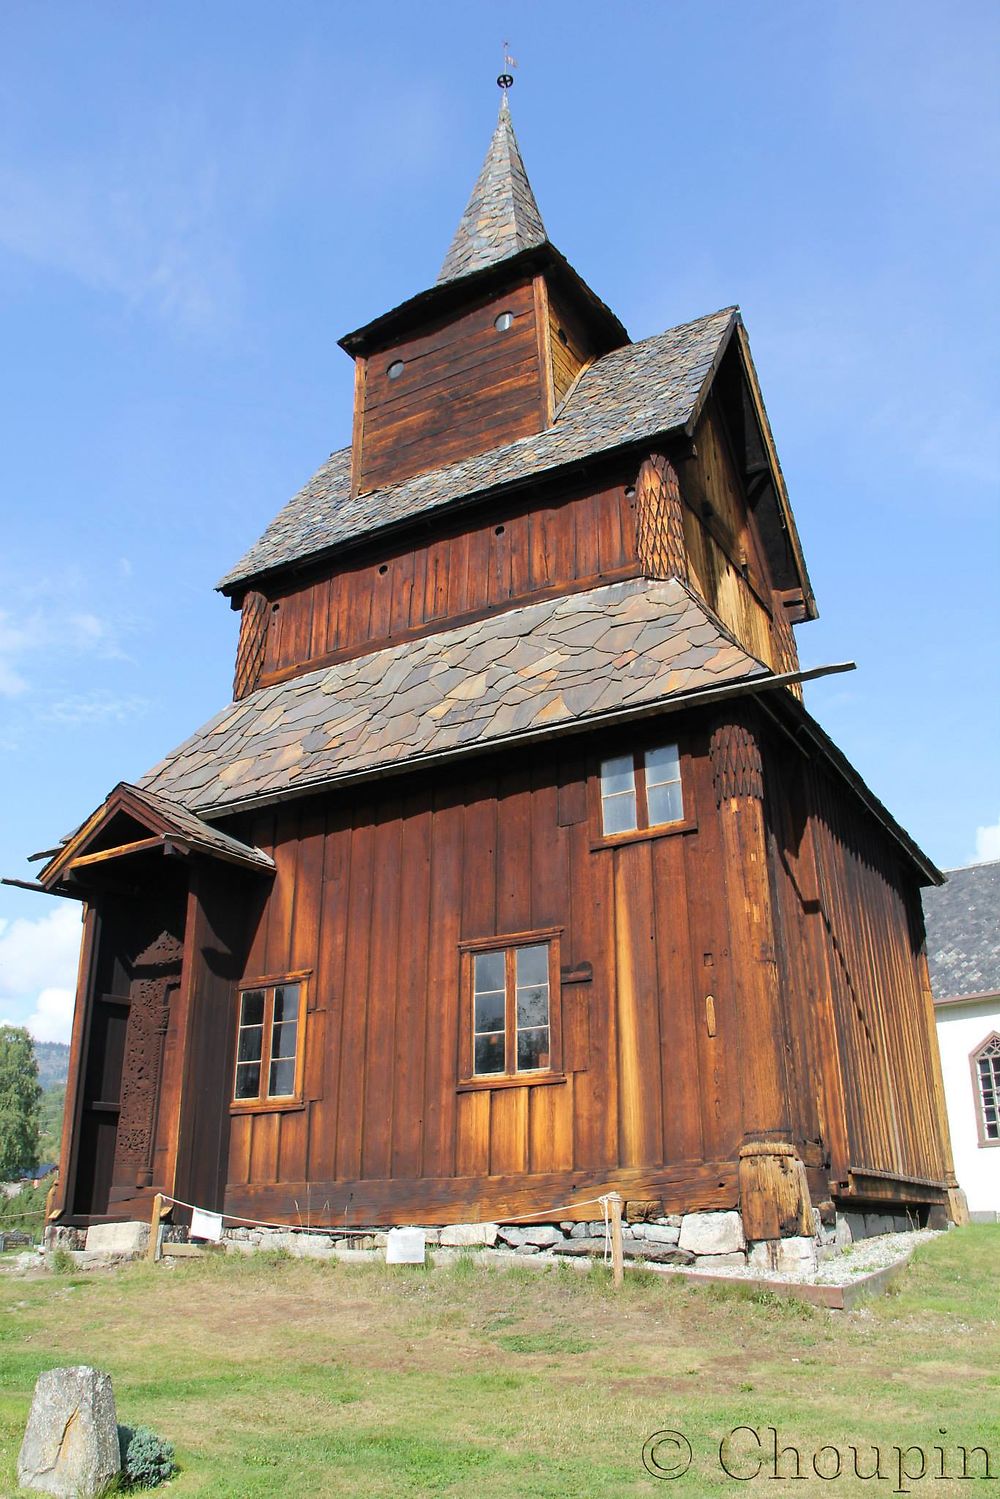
[160,1190,614,1238]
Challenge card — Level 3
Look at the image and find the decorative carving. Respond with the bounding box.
[131,929,184,970]
[709,710,764,804]
[635,453,687,581]
[115,977,174,1172]
[233,589,270,700]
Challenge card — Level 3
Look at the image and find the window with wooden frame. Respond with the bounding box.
[458,930,563,1090]
[598,742,686,838]
[972,1033,1000,1147]
[232,977,307,1111]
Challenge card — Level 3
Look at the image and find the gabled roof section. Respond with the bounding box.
[38,781,275,890]
[220,306,738,592]
[437,94,548,285]
[143,576,769,816]
[923,860,1000,1001]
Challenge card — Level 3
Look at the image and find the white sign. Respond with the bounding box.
[190,1208,224,1242]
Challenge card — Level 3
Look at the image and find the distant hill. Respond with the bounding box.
[32,1041,70,1091]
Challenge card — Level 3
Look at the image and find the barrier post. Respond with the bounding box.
[147,1193,164,1263]
[608,1192,624,1289]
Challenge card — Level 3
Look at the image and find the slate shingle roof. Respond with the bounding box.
[218,305,737,592]
[437,94,547,284]
[122,784,275,870]
[923,860,1000,1001]
[140,576,766,816]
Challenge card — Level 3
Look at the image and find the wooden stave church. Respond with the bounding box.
[28,95,961,1240]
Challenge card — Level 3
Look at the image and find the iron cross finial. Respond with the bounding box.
[497,41,516,91]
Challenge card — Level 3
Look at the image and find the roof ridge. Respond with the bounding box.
[437,95,548,285]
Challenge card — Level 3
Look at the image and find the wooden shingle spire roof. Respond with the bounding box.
[437,94,548,284]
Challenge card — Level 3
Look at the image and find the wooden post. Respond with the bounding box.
[147,1192,164,1263]
[608,1192,624,1289]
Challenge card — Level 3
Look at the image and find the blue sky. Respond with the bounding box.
[1,1,998,1042]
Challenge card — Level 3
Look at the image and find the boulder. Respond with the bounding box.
[439,1222,498,1247]
[497,1225,561,1249]
[639,1224,680,1245]
[748,1238,818,1275]
[18,1366,121,1498]
[553,1237,611,1257]
[625,1242,695,1266]
[83,1222,148,1257]
[678,1211,746,1257]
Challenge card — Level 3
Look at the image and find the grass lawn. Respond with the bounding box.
[0,1227,997,1496]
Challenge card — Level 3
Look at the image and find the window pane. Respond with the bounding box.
[271,1020,298,1061]
[474,1032,505,1075]
[240,989,265,1027]
[474,950,505,994]
[235,1062,260,1100]
[645,743,680,784]
[516,944,548,988]
[268,1058,296,1097]
[647,779,684,826]
[474,989,505,1034]
[517,984,549,1030]
[272,983,300,1024]
[517,1027,550,1071]
[237,1025,263,1063]
[600,754,635,797]
[602,790,637,834]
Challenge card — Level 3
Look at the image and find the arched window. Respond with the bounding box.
[971,1033,1000,1147]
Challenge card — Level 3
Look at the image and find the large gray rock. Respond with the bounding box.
[439,1222,498,1247]
[497,1224,562,1249]
[678,1211,746,1257]
[83,1222,148,1257]
[18,1366,121,1497]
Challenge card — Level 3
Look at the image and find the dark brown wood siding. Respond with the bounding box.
[356,279,544,495]
[221,719,753,1225]
[255,478,640,686]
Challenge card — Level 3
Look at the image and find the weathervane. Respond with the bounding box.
[497,40,516,91]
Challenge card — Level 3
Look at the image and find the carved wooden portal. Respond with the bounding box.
[113,930,183,1190]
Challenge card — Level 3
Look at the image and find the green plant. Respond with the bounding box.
[48,1247,73,1275]
[118,1425,176,1489]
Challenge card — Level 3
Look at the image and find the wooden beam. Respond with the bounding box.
[69,836,166,870]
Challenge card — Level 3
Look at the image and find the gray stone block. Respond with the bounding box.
[439,1222,498,1247]
[83,1222,149,1257]
[498,1225,561,1249]
[843,1211,867,1242]
[865,1213,894,1238]
[18,1366,121,1497]
[678,1211,746,1257]
[642,1224,680,1244]
[695,1252,747,1268]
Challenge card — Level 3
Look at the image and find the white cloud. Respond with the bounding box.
[0,905,82,1044]
[974,817,1000,863]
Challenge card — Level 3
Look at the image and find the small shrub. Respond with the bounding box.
[119,1425,176,1490]
[48,1247,74,1275]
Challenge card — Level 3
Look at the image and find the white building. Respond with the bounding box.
[924,860,1000,1222]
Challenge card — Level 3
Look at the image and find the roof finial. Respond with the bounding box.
[497,40,516,93]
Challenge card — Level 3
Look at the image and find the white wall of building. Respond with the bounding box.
[936,996,1000,1218]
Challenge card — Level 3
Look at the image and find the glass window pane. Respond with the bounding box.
[602,790,637,834]
[647,779,684,827]
[235,1062,260,1100]
[474,990,505,1034]
[474,1032,505,1075]
[272,984,300,1024]
[517,984,549,1030]
[600,754,635,797]
[516,944,548,988]
[645,743,680,784]
[271,1020,298,1061]
[268,1058,296,1097]
[240,989,265,1027]
[517,1027,550,1072]
[237,1025,263,1063]
[474,950,506,994]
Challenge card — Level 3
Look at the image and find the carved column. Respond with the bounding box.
[635,453,688,581]
[709,704,813,1240]
[233,590,270,700]
[113,930,183,1194]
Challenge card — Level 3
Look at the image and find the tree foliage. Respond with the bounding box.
[0,1026,42,1180]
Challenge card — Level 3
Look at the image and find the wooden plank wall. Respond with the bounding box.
[357,280,544,494]
[766,732,951,1189]
[256,480,640,685]
[221,723,747,1225]
[547,285,594,408]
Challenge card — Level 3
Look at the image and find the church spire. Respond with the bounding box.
[437,92,548,285]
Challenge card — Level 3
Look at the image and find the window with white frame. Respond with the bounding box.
[599,743,684,836]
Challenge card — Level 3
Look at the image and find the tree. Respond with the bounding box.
[0,1026,42,1181]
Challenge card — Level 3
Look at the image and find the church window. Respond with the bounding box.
[599,743,684,837]
[972,1034,1000,1146]
[458,931,564,1088]
[387,359,405,379]
[494,310,515,332]
[233,979,307,1109]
